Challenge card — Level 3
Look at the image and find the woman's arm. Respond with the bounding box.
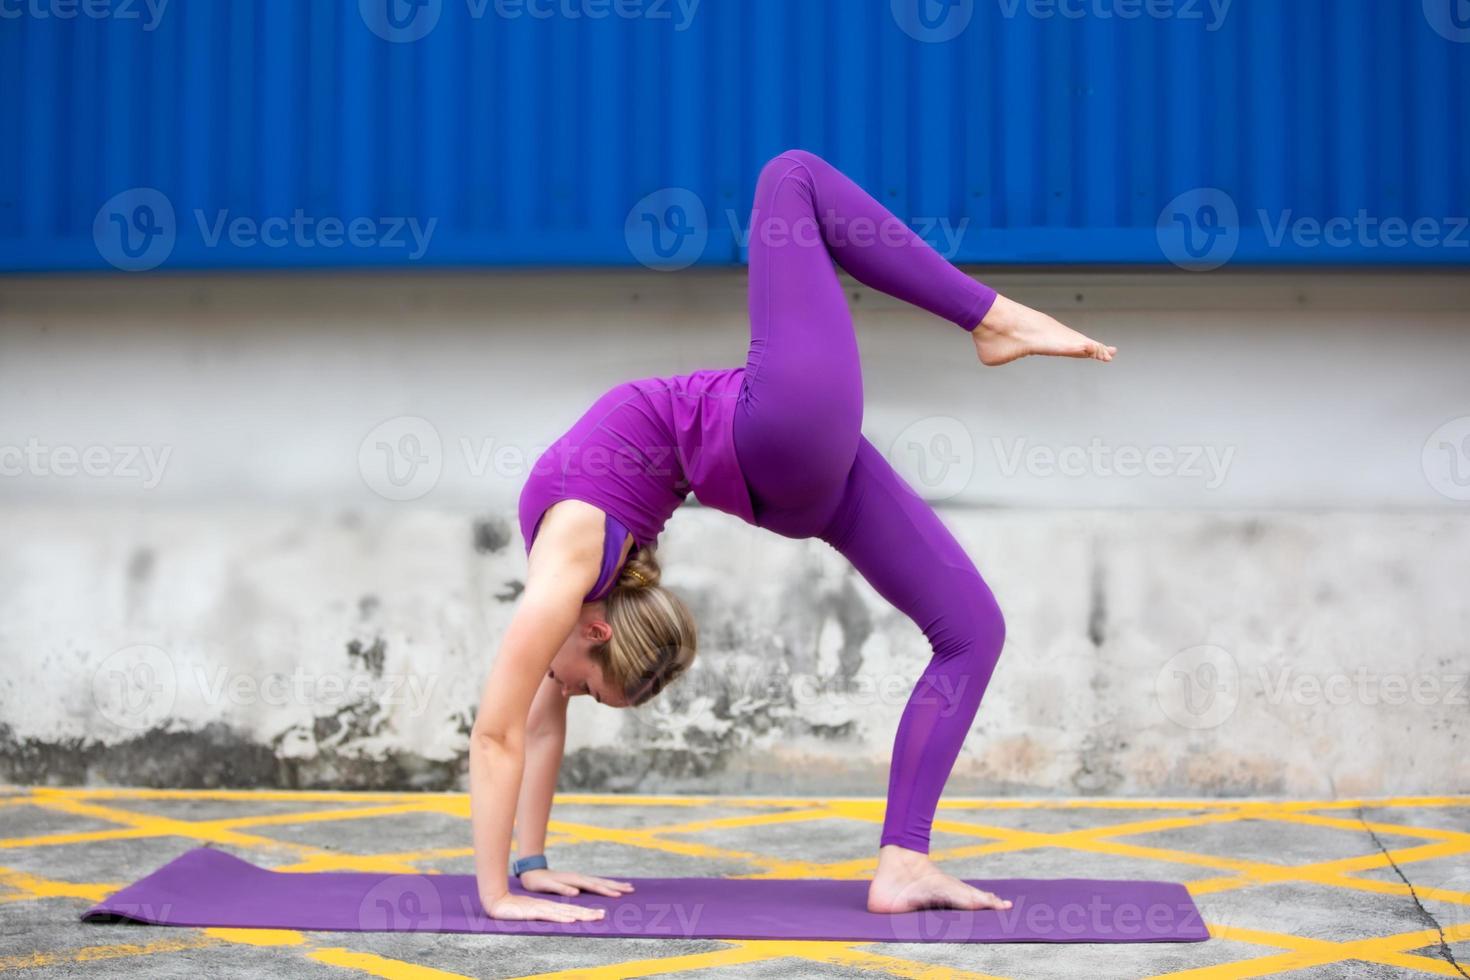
[512,675,635,899]
[515,675,568,858]
[469,505,605,922]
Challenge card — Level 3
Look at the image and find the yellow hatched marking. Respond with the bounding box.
[0,865,117,902]
[1146,919,1470,978]
[6,787,1470,980]
[0,935,222,972]
[202,927,308,946]
[503,942,781,979]
[310,947,476,979]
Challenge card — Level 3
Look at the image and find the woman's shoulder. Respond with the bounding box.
[534,499,607,546]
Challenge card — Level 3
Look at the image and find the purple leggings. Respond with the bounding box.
[731,151,1006,854]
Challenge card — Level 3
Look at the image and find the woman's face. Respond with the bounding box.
[546,605,629,707]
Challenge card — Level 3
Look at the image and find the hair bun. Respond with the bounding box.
[618,550,660,591]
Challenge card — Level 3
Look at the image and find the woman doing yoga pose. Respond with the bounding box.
[470,150,1115,924]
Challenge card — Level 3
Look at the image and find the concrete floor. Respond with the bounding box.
[1,787,1467,979]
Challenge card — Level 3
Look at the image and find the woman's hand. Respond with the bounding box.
[521,868,635,898]
[482,891,608,923]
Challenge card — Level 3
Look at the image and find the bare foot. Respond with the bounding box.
[867,845,1012,914]
[972,294,1116,366]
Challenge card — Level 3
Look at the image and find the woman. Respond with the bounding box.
[470,150,1115,924]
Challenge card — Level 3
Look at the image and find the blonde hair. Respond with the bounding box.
[589,548,697,706]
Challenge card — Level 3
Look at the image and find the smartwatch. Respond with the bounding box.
[511,854,549,876]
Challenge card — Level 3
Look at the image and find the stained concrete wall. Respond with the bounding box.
[1,271,1467,795]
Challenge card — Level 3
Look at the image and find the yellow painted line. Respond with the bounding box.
[30,786,440,804]
[0,935,221,972]
[1272,796,1470,811]
[275,847,474,874]
[544,819,794,872]
[1147,919,1470,979]
[798,942,1011,979]
[0,865,116,902]
[202,927,308,947]
[645,805,839,836]
[310,947,473,980]
[0,825,167,849]
[270,852,438,874]
[206,800,457,831]
[503,942,784,979]
[14,794,318,855]
[1264,807,1470,844]
[21,786,1470,809]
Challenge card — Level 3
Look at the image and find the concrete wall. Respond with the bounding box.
[1,270,1467,795]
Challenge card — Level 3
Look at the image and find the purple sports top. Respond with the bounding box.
[518,369,755,603]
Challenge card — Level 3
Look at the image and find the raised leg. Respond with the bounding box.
[734,149,999,538]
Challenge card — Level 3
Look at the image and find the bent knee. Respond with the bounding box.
[758,148,827,186]
[934,575,1006,661]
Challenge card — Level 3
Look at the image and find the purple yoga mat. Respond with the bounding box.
[82,847,1209,943]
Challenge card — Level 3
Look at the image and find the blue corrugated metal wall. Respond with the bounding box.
[1,0,1468,271]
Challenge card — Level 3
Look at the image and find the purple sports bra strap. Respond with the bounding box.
[586,512,634,603]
